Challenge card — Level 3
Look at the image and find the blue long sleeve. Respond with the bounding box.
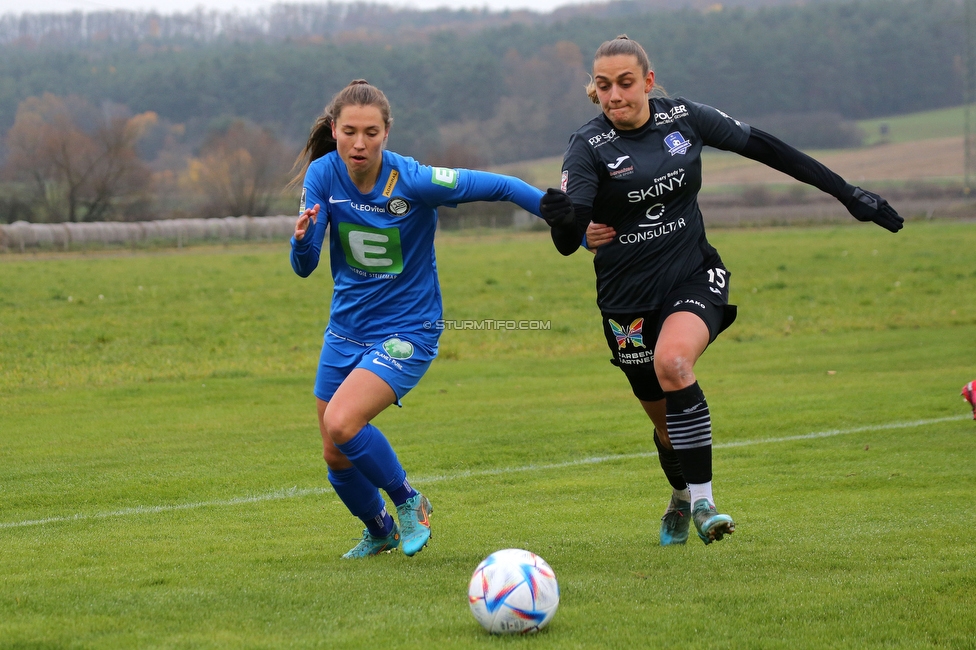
[290,219,326,277]
[454,170,544,217]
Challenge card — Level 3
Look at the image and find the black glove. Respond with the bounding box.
[539,188,576,228]
[844,186,904,233]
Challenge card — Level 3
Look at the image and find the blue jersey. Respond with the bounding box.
[291,149,543,346]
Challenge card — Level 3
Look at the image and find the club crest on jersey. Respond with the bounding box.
[608,318,645,349]
[386,197,411,217]
[664,132,692,156]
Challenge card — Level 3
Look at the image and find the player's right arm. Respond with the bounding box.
[546,134,601,256]
[290,170,329,277]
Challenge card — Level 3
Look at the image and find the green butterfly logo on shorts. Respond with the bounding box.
[382,338,414,359]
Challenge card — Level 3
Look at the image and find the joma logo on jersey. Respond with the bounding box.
[588,129,617,147]
[627,173,686,203]
[338,223,404,274]
[654,104,689,125]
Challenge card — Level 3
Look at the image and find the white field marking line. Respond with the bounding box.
[1,415,967,531]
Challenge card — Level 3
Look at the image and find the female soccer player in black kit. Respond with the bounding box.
[539,35,903,546]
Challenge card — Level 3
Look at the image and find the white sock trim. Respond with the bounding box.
[688,482,714,507]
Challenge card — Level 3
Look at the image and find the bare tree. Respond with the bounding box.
[3,94,156,222]
[436,41,596,165]
[182,120,293,218]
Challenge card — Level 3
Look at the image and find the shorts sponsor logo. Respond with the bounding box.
[386,197,410,216]
[665,131,692,156]
[640,203,665,224]
[432,167,459,188]
[654,104,689,125]
[299,187,307,213]
[587,129,618,148]
[618,349,654,365]
[674,298,707,310]
[372,352,404,371]
[627,170,686,203]
[382,338,415,359]
[338,223,403,275]
[372,358,395,370]
[618,218,687,245]
[609,318,645,350]
[560,170,569,192]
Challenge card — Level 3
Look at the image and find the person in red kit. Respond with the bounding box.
[962,381,976,420]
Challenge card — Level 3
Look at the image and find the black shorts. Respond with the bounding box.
[601,271,737,402]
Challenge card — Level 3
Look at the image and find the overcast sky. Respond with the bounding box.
[0,0,586,15]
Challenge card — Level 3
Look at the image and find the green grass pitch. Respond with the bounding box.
[1,222,975,648]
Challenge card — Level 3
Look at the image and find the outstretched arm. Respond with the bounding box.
[540,189,600,256]
[446,169,544,216]
[738,128,903,233]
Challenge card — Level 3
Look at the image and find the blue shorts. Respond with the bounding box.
[314,329,437,406]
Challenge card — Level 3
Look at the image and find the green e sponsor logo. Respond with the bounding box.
[338,223,403,274]
[431,167,458,188]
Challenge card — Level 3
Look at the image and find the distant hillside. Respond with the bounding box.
[0,0,854,46]
[0,0,964,169]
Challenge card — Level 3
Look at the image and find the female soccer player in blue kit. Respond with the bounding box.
[541,36,903,547]
[290,80,549,558]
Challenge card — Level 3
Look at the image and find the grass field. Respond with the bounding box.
[858,105,964,146]
[2,223,976,648]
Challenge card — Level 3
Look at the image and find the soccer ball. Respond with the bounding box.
[468,548,559,634]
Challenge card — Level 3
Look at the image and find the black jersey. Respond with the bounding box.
[561,97,751,313]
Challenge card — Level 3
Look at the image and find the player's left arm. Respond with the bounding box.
[438,168,544,216]
[690,99,903,233]
[736,127,904,233]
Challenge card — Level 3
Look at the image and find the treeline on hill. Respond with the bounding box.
[0,0,964,224]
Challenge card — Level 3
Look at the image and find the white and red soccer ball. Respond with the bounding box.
[468,548,559,634]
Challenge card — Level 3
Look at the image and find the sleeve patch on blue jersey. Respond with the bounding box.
[431,167,459,189]
[299,187,307,214]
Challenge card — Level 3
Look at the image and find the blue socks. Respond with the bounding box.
[327,466,396,537]
[328,465,385,526]
[332,423,419,535]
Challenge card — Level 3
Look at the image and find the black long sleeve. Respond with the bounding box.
[550,205,593,256]
[738,127,856,202]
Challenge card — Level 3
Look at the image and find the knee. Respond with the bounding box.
[322,404,364,446]
[654,351,696,390]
